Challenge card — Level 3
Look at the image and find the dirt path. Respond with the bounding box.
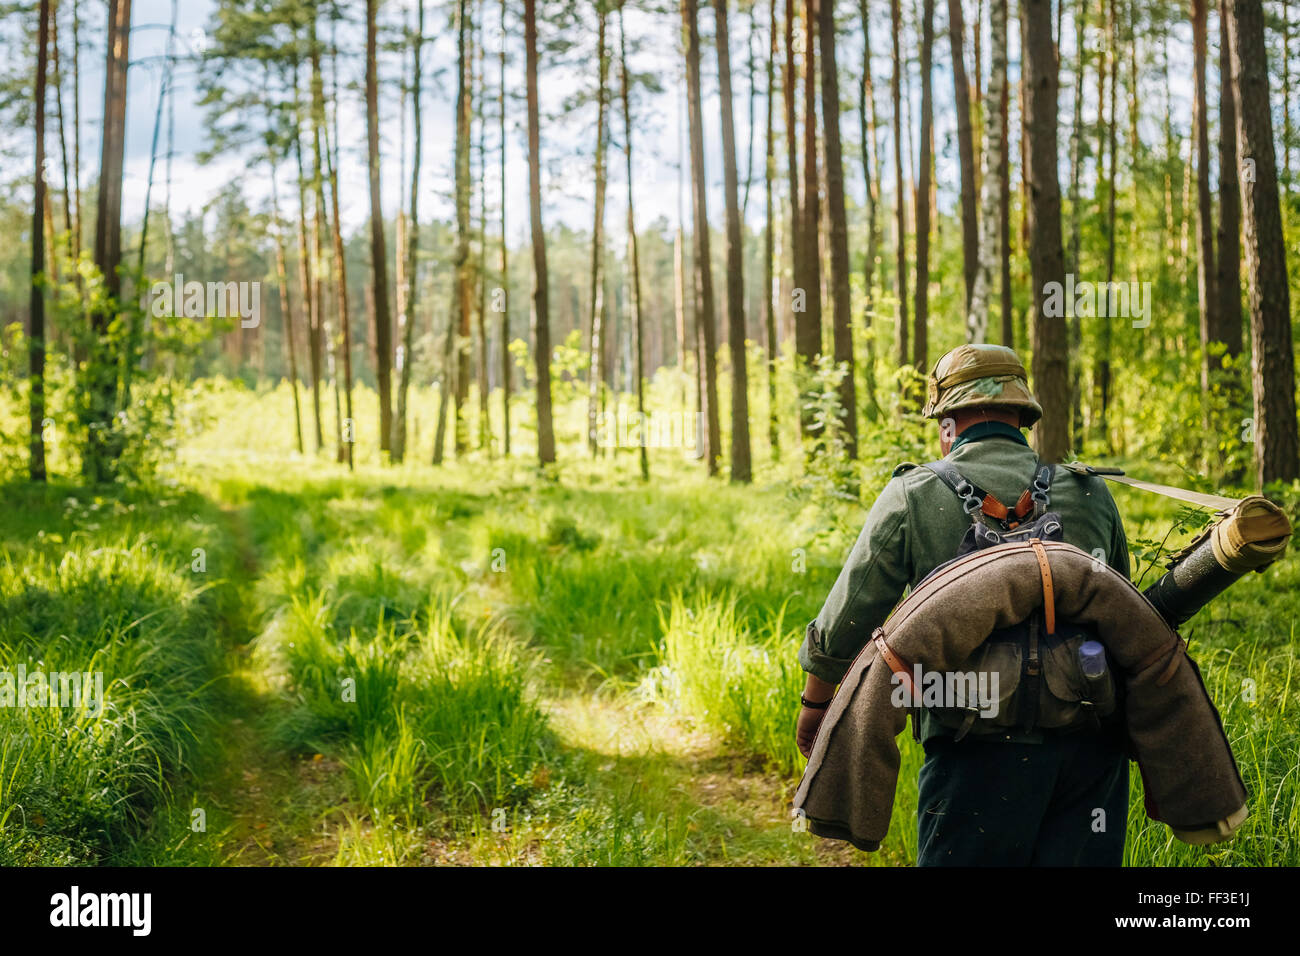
[196,504,351,866]
[189,498,862,867]
[535,688,860,866]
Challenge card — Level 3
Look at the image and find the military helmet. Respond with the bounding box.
[922,344,1043,428]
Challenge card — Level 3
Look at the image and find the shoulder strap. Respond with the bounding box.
[923,461,987,523]
[925,459,1056,530]
[1061,462,1241,511]
[1030,463,1055,519]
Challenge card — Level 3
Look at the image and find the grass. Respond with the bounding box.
[2,377,1298,865]
[0,481,241,865]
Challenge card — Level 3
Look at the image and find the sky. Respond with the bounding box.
[61,0,745,245]
[17,0,1202,248]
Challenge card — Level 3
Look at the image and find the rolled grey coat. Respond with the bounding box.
[793,539,1249,852]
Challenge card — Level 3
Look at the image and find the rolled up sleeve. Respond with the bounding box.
[798,477,912,685]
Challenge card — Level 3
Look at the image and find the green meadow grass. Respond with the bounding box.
[0,481,240,865]
[1,377,1297,865]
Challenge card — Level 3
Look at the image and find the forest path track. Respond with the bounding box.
[197,501,350,866]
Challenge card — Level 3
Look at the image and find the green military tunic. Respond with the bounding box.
[799,423,1131,744]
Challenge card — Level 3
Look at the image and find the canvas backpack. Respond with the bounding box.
[911,459,1121,741]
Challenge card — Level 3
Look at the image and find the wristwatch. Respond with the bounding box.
[800,694,832,710]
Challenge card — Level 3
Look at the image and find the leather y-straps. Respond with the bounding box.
[924,460,1056,531]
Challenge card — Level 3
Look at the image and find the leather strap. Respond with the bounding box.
[925,460,1051,531]
[1061,462,1241,511]
[1029,538,1056,635]
[872,628,917,698]
[1013,489,1034,516]
[981,493,1009,520]
[1021,614,1041,733]
[1157,646,1184,686]
[1134,636,1185,686]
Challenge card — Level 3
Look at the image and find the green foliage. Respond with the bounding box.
[5,373,1300,866]
[646,593,805,775]
[0,482,236,865]
[797,355,859,499]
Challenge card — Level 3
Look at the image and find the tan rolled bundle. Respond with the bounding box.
[1145,496,1291,629]
[1210,496,1292,572]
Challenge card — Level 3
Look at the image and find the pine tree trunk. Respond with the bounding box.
[525,0,556,464]
[396,59,408,449]
[474,7,490,455]
[31,0,50,482]
[1067,0,1086,445]
[587,9,610,457]
[858,0,882,420]
[365,0,394,458]
[674,226,688,376]
[999,41,1012,348]
[1019,10,1030,252]
[1215,0,1242,362]
[51,7,72,266]
[619,2,648,481]
[682,0,722,474]
[318,26,354,468]
[1125,0,1137,292]
[973,0,983,170]
[966,0,1005,343]
[766,0,782,454]
[309,26,340,462]
[715,0,754,481]
[291,62,322,454]
[1193,0,1218,397]
[1097,0,1116,447]
[86,0,131,483]
[1163,26,1176,279]
[431,294,457,464]
[267,121,305,456]
[1226,0,1299,484]
[784,0,802,358]
[1285,2,1292,182]
[1022,0,1069,462]
[1067,0,1086,277]
[818,0,855,457]
[1085,0,1104,438]
[948,0,979,311]
[499,0,511,455]
[71,0,82,262]
[436,1,474,465]
[395,0,425,465]
[890,0,909,368]
[797,0,822,433]
[914,0,934,375]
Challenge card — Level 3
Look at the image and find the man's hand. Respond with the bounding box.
[797,704,827,757]
[797,674,837,758]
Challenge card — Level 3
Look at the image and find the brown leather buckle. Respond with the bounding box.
[872,628,917,697]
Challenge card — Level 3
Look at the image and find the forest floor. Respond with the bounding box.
[3,388,1298,865]
[177,458,869,866]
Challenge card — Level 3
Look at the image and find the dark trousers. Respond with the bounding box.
[916,731,1129,866]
